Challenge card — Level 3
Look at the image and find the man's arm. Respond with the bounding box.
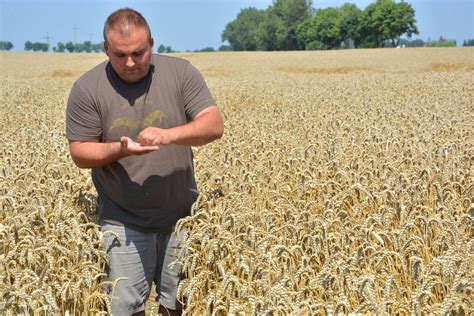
[69,106,223,169]
[69,137,159,169]
[137,105,224,147]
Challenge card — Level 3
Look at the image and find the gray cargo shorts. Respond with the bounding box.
[101,221,184,315]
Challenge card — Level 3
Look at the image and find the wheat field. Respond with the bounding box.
[1,48,473,315]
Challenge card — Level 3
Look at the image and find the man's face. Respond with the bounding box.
[104,25,154,83]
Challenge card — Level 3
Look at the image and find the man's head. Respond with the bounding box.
[103,8,154,83]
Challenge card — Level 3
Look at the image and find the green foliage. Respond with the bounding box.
[223,0,419,51]
[157,44,166,53]
[157,44,174,53]
[53,42,66,52]
[305,40,325,50]
[0,41,14,51]
[255,11,287,50]
[52,41,102,53]
[269,0,313,50]
[462,39,474,47]
[222,7,266,51]
[75,41,92,53]
[218,45,232,51]
[194,47,215,52]
[24,41,48,52]
[300,7,343,50]
[398,38,425,47]
[359,0,418,48]
[223,0,312,51]
[427,37,456,47]
[339,3,362,48]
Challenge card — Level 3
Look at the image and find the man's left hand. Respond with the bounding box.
[138,127,173,146]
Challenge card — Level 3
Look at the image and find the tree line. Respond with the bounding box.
[221,0,417,50]
[221,0,464,51]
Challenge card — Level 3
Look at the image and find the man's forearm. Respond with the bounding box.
[69,141,125,169]
[69,137,160,169]
[137,106,224,147]
[170,109,224,146]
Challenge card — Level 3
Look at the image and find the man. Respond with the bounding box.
[66,8,223,315]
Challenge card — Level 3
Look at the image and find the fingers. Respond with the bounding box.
[138,127,165,146]
[120,136,159,156]
[137,129,152,145]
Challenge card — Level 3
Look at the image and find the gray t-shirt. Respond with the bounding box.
[66,54,215,231]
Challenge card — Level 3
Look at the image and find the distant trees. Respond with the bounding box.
[157,44,174,53]
[221,7,266,51]
[194,47,215,52]
[223,0,312,51]
[463,39,474,47]
[24,40,102,53]
[0,41,14,51]
[218,45,232,51]
[296,7,344,50]
[56,41,103,53]
[24,41,49,52]
[398,38,425,47]
[256,0,313,50]
[222,0,419,51]
[427,36,456,47]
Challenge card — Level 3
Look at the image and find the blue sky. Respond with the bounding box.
[1,0,473,51]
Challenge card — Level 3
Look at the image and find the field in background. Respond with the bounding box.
[1,48,473,314]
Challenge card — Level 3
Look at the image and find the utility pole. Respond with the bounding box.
[73,25,79,45]
[44,32,52,51]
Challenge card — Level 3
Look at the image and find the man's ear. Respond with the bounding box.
[103,41,109,56]
[149,37,154,50]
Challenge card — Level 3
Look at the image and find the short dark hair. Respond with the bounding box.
[103,8,151,42]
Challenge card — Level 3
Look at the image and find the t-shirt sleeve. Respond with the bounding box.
[181,61,216,120]
[66,82,103,141]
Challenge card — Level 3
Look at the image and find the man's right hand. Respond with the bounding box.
[120,136,159,156]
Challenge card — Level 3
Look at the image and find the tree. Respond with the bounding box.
[221,7,266,51]
[255,12,287,50]
[398,38,425,47]
[296,7,342,50]
[463,39,474,47]
[92,42,103,53]
[218,44,232,51]
[25,41,48,52]
[427,37,456,47]
[65,41,75,53]
[338,3,362,48]
[24,41,33,51]
[358,0,418,48]
[0,41,13,51]
[33,42,48,52]
[74,41,92,53]
[266,0,313,50]
[194,46,215,52]
[157,44,166,53]
[54,42,66,52]
[83,41,92,53]
[165,46,173,53]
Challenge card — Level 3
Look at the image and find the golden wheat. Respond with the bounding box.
[0,48,473,314]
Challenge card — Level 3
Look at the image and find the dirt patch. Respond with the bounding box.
[278,66,371,75]
[51,70,76,77]
[430,63,474,72]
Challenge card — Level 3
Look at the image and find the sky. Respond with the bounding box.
[0,0,473,51]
